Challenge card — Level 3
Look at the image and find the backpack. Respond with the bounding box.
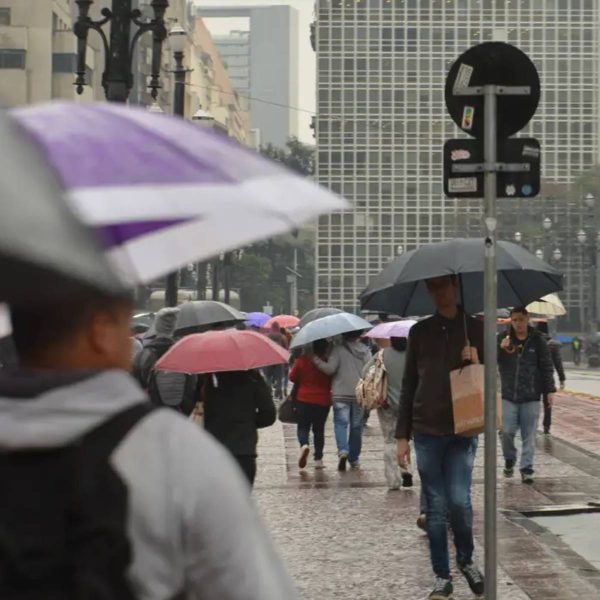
[0,403,153,600]
[355,350,388,409]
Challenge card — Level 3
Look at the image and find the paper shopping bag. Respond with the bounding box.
[450,364,501,436]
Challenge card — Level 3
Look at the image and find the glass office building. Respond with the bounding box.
[315,0,599,320]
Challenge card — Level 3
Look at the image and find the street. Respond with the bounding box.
[254,391,600,599]
[565,364,600,398]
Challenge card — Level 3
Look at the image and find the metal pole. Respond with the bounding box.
[580,247,585,333]
[212,257,220,301]
[164,50,186,307]
[596,242,600,331]
[105,0,133,102]
[291,248,298,315]
[483,85,498,600]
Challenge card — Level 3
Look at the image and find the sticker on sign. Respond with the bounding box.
[522,145,540,159]
[461,106,475,130]
[451,149,471,161]
[448,177,478,193]
[453,63,474,93]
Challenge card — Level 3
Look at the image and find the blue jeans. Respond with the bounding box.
[502,399,540,474]
[414,433,478,579]
[333,399,364,463]
[296,402,330,460]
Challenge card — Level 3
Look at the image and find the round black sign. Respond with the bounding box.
[445,42,540,140]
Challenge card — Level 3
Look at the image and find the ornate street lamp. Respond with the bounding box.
[74,0,169,103]
[535,249,544,260]
[514,231,522,244]
[584,192,596,209]
[552,248,562,262]
[543,217,552,231]
[577,229,587,245]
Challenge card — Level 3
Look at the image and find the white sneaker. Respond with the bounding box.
[298,445,310,469]
[314,459,325,469]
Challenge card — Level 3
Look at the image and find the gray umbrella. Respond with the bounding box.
[0,111,125,304]
[146,301,245,338]
[298,307,343,329]
[290,312,372,350]
[360,238,563,316]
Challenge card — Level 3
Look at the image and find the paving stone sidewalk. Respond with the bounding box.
[252,393,600,599]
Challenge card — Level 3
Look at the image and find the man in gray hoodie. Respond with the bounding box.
[0,286,297,600]
[312,330,370,471]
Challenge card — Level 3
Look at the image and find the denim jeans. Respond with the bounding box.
[333,399,364,463]
[414,433,478,579]
[502,399,541,473]
[296,401,330,460]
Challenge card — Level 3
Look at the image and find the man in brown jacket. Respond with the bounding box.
[396,275,484,600]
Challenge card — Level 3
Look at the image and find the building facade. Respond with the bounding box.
[0,0,101,107]
[199,4,300,148]
[314,0,600,319]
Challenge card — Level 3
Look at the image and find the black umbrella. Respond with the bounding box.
[145,301,245,338]
[360,238,563,316]
[298,307,343,329]
[0,111,125,304]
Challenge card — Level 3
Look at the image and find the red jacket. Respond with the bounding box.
[289,355,332,407]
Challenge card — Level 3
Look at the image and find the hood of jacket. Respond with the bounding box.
[0,369,146,449]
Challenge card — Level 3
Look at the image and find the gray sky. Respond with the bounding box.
[194,0,316,143]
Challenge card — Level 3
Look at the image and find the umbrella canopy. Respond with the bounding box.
[145,301,245,338]
[365,320,417,339]
[131,312,154,334]
[360,238,563,316]
[12,102,348,285]
[527,293,566,317]
[265,315,300,329]
[155,329,290,374]
[244,311,271,328]
[290,312,373,350]
[298,307,343,329]
[0,107,125,304]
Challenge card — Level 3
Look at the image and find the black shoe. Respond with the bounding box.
[521,470,534,484]
[459,562,484,596]
[401,472,413,487]
[543,427,550,435]
[428,577,453,599]
[337,454,348,472]
[416,513,427,531]
[503,459,515,478]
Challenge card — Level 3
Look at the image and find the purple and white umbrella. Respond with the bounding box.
[365,320,417,339]
[12,102,348,284]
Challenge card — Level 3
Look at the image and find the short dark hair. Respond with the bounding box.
[11,285,132,361]
[390,336,408,352]
[510,307,529,317]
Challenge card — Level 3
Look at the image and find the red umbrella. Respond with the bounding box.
[265,314,300,329]
[155,329,290,374]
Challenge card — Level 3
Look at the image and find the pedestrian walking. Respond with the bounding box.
[289,339,332,470]
[312,331,371,471]
[396,275,484,600]
[499,307,556,483]
[0,286,298,599]
[133,307,197,414]
[536,321,566,435]
[364,336,413,490]
[203,370,276,486]
[572,335,582,366]
[265,322,289,400]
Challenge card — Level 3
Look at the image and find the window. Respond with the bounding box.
[0,50,26,69]
[0,8,10,26]
[52,53,76,73]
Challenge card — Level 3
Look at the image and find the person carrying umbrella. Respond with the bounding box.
[312,331,371,471]
[202,370,276,486]
[498,308,556,483]
[289,338,332,470]
[395,275,484,600]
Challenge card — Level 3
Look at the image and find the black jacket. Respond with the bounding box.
[396,310,484,439]
[498,328,556,403]
[547,337,566,383]
[204,372,276,457]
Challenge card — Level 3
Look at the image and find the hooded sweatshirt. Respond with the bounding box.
[312,340,371,399]
[0,370,298,600]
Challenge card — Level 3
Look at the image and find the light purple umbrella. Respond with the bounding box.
[245,312,271,328]
[11,102,348,284]
[365,320,417,339]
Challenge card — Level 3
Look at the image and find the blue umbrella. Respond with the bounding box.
[245,312,271,328]
[290,312,372,350]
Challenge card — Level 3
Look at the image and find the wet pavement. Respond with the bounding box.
[253,392,600,599]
